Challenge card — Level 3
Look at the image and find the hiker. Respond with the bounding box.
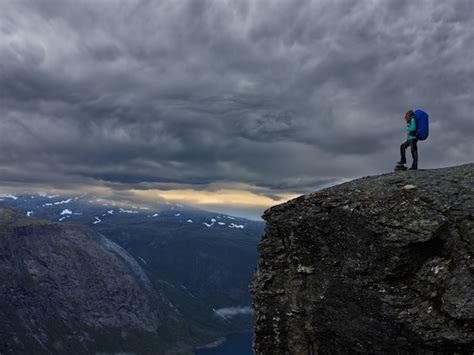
[398,110,418,170]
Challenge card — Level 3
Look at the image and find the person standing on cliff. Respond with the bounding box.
[397,110,418,170]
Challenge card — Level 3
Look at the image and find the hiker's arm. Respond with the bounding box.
[407,117,416,133]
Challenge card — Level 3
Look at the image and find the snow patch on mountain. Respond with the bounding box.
[53,199,72,205]
[0,194,18,200]
[119,208,139,214]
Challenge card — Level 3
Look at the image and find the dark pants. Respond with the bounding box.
[400,138,418,168]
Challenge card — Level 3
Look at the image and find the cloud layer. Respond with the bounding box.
[1,0,473,205]
[214,306,254,318]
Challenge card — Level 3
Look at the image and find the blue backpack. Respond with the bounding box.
[414,109,429,140]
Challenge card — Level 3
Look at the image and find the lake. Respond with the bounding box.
[195,332,253,355]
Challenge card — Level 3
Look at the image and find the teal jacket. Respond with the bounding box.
[407,116,417,139]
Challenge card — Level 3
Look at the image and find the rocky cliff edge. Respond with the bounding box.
[251,163,473,354]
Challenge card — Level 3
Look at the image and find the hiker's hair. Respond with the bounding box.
[405,110,414,122]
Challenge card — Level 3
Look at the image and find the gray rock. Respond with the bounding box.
[0,207,162,353]
[251,163,474,354]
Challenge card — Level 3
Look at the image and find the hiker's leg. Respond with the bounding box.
[410,139,418,169]
[399,141,408,164]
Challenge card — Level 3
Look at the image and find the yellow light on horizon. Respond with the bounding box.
[130,188,298,207]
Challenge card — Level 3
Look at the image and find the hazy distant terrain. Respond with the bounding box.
[0,193,265,352]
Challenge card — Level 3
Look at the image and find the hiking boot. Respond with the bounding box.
[409,166,418,170]
[397,160,406,165]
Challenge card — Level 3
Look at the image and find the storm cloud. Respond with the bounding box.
[1,0,473,203]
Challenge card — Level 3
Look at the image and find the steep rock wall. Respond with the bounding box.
[251,164,473,354]
[0,208,163,353]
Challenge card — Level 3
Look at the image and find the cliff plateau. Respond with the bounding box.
[251,164,473,354]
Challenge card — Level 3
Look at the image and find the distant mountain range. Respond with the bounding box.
[0,193,265,353]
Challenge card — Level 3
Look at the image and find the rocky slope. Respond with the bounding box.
[0,208,179,354]
[0,196,264,351]
[251,163,473,354]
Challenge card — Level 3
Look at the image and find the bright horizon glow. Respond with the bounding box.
[130,188,299,207]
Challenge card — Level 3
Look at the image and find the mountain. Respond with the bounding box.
[251,163,473,354]
[0,194,265,353]
[0,207,178,353]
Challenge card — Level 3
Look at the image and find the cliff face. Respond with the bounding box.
[0,208,164,353]
[251,164,473,354]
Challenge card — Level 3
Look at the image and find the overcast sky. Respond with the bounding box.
[1,0,473,219]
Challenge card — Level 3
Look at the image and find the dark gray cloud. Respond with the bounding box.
[1,0,473,200]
